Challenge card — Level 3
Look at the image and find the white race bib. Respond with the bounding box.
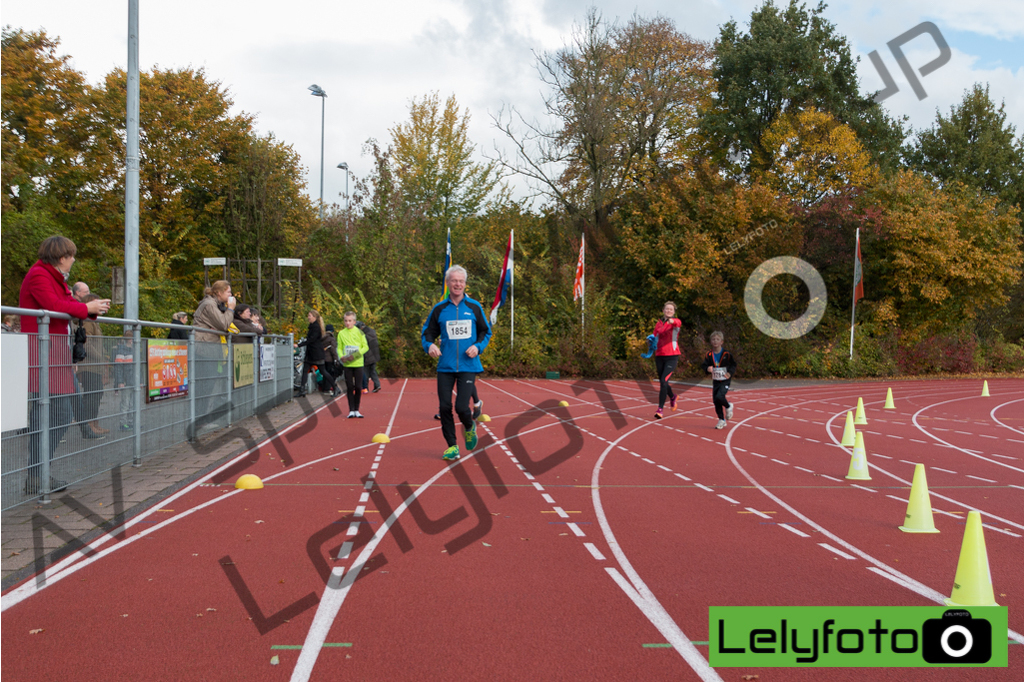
[446,320,471,340]
[344,345,359,356]
[712,367,728,381]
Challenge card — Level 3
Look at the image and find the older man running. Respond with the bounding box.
[421,265,491,460]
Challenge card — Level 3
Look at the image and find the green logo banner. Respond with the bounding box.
[710,606,1008,667]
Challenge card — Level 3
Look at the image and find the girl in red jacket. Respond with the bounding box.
[652,301,682,419]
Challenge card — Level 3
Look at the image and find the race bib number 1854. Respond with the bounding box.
[446,320,471,340]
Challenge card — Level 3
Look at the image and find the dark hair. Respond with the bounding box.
[234,303,250,318]
[82,293,101,303]
[38,236,77,265]
[325,323,335,333]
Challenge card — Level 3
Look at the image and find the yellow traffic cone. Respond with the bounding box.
[854,397,868,425]
[945,511,999,606]
[841,411,856,447]
[899,464,939,533]
[845,431,871,480]
[981,380,990,397]
[884,388,895,410]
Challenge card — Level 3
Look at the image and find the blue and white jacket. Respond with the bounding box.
[421,295,491,373]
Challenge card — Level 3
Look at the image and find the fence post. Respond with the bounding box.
[226,334,233,427]
[253,335,259,416]
[38,315,52,502]
[288,333,294,403]
[188,328,196,441]
[132,323,142,466]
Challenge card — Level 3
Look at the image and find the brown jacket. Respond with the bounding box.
[78,318,106,370]
[193,295,234,343]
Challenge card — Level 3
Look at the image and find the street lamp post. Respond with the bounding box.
[308,84,327,220]
[337,162,349,234]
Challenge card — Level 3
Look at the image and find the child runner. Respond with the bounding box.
[652,301,682,419]
[337,311,370,418]
[701,330,736,429]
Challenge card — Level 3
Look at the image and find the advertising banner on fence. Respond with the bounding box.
[147,339,188,403]
[233,344,255,388]
[259,344,276,383]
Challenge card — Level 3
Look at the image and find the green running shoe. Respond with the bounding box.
[465,422,478,450]
[442,445,460,461]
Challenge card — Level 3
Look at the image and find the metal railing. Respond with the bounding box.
[1,306,295,510]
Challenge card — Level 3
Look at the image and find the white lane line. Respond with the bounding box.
[794,466,815,473]
[566,523,586,537]
[532,482,545,491]
[695,484,714,492]
[541,493,556,504]
[1011,485,1024,491]
[674,473,691,482]
[770,458,789,466]
[553,507,570,518]
[819,543,856,560]
[745,508,772,519]
[966,475,997,483]
[886,495,909,504]
[345,522,360,536]
[657,465,672,472]
[820,475,842,482]
[734,447,747,452]
[979,434,998,439]
[779,524,810,538]
[358,492,369,503]
[750,453,766,458]
[717,494,740,504]
[336,541,353,560]
[898,459,917,465]
[353,506,365,517]
[933,509,963,518]
[933,467,957,474]
[910,439,927,443]
[873,454,892,459]
[851,484,877,493]
[366,471,376,479]
[983,524,1021,538]
[913,397,1024,475]
[370,462,379,470]
[584,542,607,561]
[992,454,1018,460]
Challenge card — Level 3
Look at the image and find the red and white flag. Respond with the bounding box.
[572,234,585,302]
[853,229,864,303]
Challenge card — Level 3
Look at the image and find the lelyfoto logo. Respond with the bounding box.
[710,606,1008,667]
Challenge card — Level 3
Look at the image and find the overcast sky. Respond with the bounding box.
[3,1,1022,212]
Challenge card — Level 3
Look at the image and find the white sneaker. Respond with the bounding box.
[726,405,734,420]
[347,411,355,419]
[355,411,364,418]
[715,419,727,430]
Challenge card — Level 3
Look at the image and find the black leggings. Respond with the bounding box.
[712,380,731,419]
[656,355,679,410]
[437,372,476,447]
[343,366,363,412]
[302,361,336,393]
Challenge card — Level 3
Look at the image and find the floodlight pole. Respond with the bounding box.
[124,0,140,320]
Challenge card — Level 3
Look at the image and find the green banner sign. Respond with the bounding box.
[710,606,1008,667]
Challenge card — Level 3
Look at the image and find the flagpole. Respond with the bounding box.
[510,230,515,351]
[581,233,585,334]
[849,228,859,359]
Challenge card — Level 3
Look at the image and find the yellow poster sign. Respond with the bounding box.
[233,344,255,388]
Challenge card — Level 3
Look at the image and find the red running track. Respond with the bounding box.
[2,377,1022,681]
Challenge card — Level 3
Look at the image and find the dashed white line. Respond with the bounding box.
[873,454,892,459]
[542,493,556,504]
[780,524,810,538]
[657,465,672,472]
[717,494,740,504]
[794,466,815,473]
[886,495,909,504]
[553,507,569,518]
[770,458,789,466]
[346,522,360,536]
[532,482,545,491]
[819,475,842,482]
[983,524,1021,538]
[933,467,957,474]
[850,484,877,493]
[358,492,369,503]
[566,523,586,537]
[694,483,714,492]
[819,543,856,560]
[354,505,365,517]
[336,541,353,560]
[674,473,691,482]
[584,542,607,561]
[745,507,771,519]
[750,453,766,458]
[966,475,997,483]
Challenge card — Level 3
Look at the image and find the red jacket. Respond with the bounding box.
[653,317,682,356]
[19,260,90,395]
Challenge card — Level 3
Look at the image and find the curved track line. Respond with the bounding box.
[990,397,1024,436]
[723,402,1024,645]
[911,393,1024,474]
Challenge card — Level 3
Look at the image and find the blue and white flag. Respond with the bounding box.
[490,231,513,325]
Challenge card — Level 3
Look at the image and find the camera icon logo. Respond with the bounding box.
[922,609,992,664]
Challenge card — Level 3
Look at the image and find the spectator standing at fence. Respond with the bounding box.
[2,314,19,332]
[77,293,108,438]
[19,236,110,494]
[167,312,189,340]
[193,281,235,341]
[295,310,339,398]
[112,329,136,431]
[249,308,268,335]
[192,281,236,422]
[70,281,94,437]
[232,304,264,338]
[336,312,369,417]
[356,320,382,393]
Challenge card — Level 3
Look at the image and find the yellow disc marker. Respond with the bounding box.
[372,433,390,444]
[478,414,492,423]
[235,474,264,490]
[558,400,570,407]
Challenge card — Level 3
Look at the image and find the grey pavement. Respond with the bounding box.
[1,391,333,591]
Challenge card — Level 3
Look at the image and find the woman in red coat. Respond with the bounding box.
[652,301,682,420]
[19,236,110,494]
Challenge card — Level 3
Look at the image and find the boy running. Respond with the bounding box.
[701,331,736,429]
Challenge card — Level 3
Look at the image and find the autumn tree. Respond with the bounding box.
[494,10,713,254]
[907,84,1024,210]
[703,0,905,175]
